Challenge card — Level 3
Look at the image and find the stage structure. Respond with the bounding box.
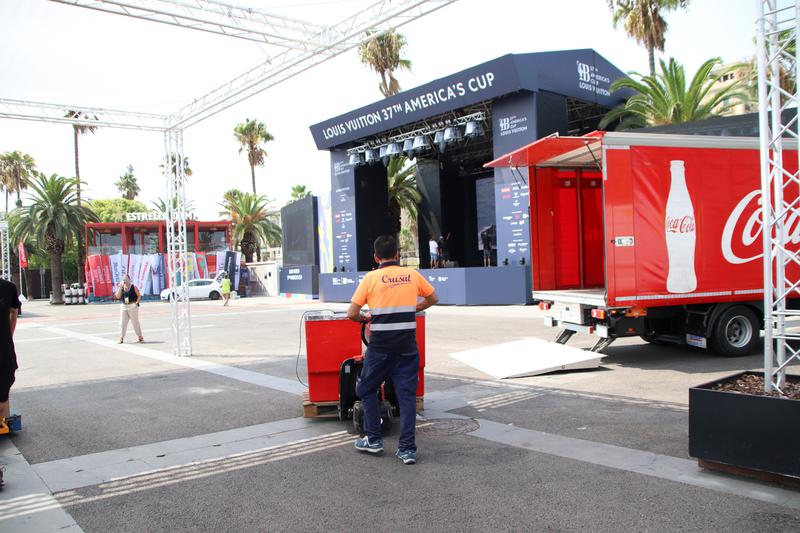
[0,0,459,355]
[756,0,800,392]
[309,49,630,304]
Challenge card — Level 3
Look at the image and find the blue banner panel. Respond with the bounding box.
[279,265,319,296]
[319,272,366,303]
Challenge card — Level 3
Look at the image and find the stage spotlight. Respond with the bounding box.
[386,142,401,157]
[412,135,430,152]
[402,139,415,158]
[349,152,363,166]
[434,130,446,152]
[364,148,378,164]
[443,126,461,143]
[465,121,484,138]
[379,145,390,166]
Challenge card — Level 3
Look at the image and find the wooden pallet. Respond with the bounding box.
[302,391,339,419]
[698,459,800,489]
[302,392,425,419]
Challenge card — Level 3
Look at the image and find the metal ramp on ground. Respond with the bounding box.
[450,338,602,379]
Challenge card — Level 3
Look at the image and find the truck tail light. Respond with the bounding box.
[539,302,550,311]
[591,309,607,320]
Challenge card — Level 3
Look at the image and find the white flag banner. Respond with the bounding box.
[109,253,123,286]
[128,254,142,290]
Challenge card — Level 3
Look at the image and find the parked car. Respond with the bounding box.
[160,278,228,301]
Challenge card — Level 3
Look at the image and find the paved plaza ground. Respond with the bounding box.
[1,296,800,532]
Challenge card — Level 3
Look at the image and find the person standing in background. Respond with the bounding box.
[428,235,439,269]
[239,263,250,298]
[220,272,231,306]
[115,275,143,344]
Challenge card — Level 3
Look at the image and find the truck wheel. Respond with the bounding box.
[353,401,364,436]
[712,306,760,357]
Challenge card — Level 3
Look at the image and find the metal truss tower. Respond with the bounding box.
[757,0,800,392]
[0,216,9,283]
[1,0,459,356]
[163,129,193,357]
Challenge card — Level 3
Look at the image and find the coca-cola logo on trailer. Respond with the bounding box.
[666,216,695,233]
[722,190,767,264]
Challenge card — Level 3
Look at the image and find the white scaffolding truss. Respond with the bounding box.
[757,0,800,392]
[0,0,458,356]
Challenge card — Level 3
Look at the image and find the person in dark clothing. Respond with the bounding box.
[481,229,493,267]
[0,279,21,488]
[347,235,439,465]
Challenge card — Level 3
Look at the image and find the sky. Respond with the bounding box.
[0,0,760,220]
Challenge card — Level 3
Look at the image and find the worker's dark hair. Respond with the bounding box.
[373,235,399,260]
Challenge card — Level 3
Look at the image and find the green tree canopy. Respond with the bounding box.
[10,172,98,304]
[386,156,420,237]
[115,164,140,200]
[86,198,148,222]
[0,150,37,210]
[599,57,749,130]
[219,192,281,262]
[358,30,412,97]
[234,118,274,195]
[290,184,311,201]
[607,0,689,76]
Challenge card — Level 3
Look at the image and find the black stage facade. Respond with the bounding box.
[293,49,629,304]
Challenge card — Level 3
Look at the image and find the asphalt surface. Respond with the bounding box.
[1,296,799,532]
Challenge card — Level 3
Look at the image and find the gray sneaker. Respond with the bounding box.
[396,449,416,465]
[354,436,384,454]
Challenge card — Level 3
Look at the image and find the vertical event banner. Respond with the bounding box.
[186,252,196,280]
[216,251,227,278]
[88,255,108,297]
[100,255,113,295]
[196,253,209,279]
[151,253,165,293]
[330,151,357,272]
[491,92,536,265]
[128,254,141,290]
[206,254,217,279]
[317,191,333,273]
[137,254,152,294]
[224,251,237,286]
[18,242,27,268]
[109,253,123,286]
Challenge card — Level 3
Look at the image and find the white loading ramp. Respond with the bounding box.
[450,337,602,379]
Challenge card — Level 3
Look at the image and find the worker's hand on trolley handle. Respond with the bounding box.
[346,303,370,323]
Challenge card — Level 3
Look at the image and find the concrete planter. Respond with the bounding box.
[689,371,800,478]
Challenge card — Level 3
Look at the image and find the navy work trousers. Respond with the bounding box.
[355,345,419,452]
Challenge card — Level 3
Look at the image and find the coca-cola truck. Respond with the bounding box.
[487,132,796,356]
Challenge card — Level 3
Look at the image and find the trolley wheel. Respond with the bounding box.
[380,402,393,434]
[352,400,364,436]
[712,305,760,357]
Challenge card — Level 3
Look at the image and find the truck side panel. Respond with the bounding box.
[607,145,798,308]
[603,146,637,303]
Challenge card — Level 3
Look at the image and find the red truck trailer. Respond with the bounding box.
[487,132,797,356]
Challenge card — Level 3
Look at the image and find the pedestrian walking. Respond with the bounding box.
[220,272,231,306]
[115,275,143,343]
[347,235,439,465]
[0,278,20,489]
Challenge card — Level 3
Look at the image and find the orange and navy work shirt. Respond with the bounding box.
[351,261,435,351]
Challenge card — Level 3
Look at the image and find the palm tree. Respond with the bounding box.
[219,192,281,262]
[0,151,36,209]
[115,164,140,200]
[160,153,192,178]
[358,30,412,97]
[65,110,99,292]
[234,119,274,195]
[152,196,195,218]
[10,172,98,304]
[599,57,748,130]
[386,156,421,237]
[290,185,311,201]
[607,0,689,77]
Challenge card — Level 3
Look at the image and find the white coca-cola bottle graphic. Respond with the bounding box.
[665,160,697,293]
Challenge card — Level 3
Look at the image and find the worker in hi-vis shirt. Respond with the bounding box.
[347,235,438,465]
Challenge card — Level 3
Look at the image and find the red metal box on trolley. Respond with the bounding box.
[304,312,426,403]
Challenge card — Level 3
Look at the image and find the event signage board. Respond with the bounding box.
[330,151,358,273]
[311,55,521,149]
[279,265,319,296]
[310,50,629,150]
[491,92,537,267]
